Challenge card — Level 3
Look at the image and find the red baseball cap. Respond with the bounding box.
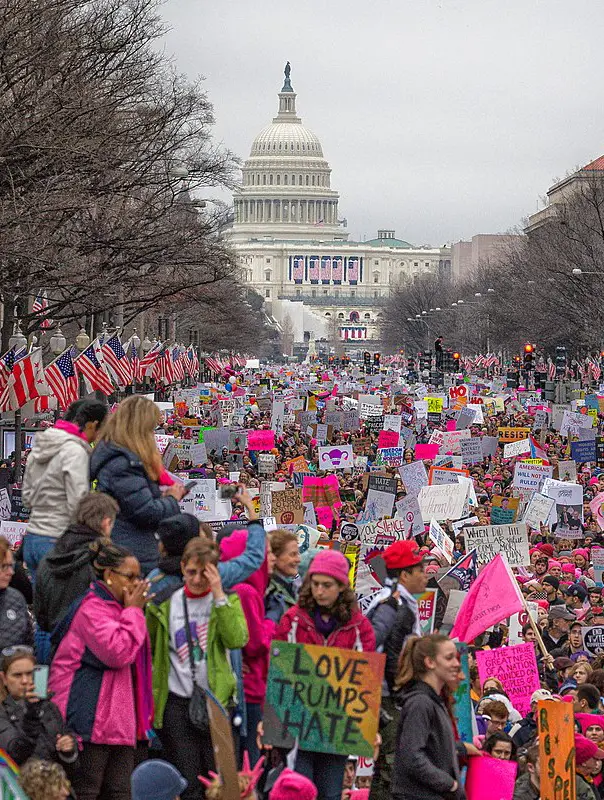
[382,540,424,570]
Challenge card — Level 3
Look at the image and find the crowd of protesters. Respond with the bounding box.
[0,361,602,800]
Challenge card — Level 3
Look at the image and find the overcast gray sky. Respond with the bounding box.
[160,0,604,246]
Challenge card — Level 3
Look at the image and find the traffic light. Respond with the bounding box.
[363,351,371,373]
[452,352,460,371]
[419,351,432,371]
[442,350,452,372]
[523,344,534,371]
[555,346,567,377]
[373,352,381,370]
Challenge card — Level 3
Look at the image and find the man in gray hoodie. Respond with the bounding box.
[22,399,107,579]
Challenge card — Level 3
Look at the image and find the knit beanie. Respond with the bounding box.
[157,514,200,557]
[307,550,350,586]
[270,769,317,800]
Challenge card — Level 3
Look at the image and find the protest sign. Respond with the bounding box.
[542,478,583,506]
[512,463,553,493]
[203,428,230,453]
[476,642,541,716]
[364,488,395,520]
[418,483,469,522]
[271,489,304,525]
[571,439,596,463]
[441,429,471,454]
[340,543,361,588]
[358,518,408,546]
[503,438,531,458]
[428,519,454,563]
[339,522,360,544]
[383,414,401,433]
[508,602,538,646]
[442,589,468,627]
[490,496,519,525]
[395,494,425,536]
[593,548,604,583]
[414,588,438,635]
[557,460,577,482]
[465,756,517,800]
[378,447,404,466]
[367,475,397,495]
[271,401,285,437]
[180,479,216,520]
[428,466,469,486]
[455,407,476,431]
[206,693,239,800]
[154,433,173,454]
[414,443,440,461]
[481,436,499,458]
[189,442,208,467]
[257,454,276,475]
[537,699,575,800]
[460,437,484,465]
[498,427,531,442]
[0,489,11,521]
[377,429,399,449]
[425,396,444,414]
[453,643,474,744]
[463,523,530,566]
[318,445,353,470]
[449,385,468,402]
[264,642,385,757]
[582,626,604,657]
[247,429,276,451]
[0,520,26,548]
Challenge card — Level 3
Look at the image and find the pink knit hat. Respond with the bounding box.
[307,550,350,586]
[270,770,318,800]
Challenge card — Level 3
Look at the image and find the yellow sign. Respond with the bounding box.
[498,426,531,442]
[425,397,444,414]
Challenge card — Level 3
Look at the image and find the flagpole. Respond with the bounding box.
[521,595,550,662]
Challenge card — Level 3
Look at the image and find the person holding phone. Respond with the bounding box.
[49,539,154,800]
[0,646,77,769]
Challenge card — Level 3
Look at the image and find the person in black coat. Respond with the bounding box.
[34,492,119,633]
[0,647,77,769]
[0,538,33,653]
[392,634,466,800]
[89,396,186,573]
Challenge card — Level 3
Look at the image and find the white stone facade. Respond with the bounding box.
[228,67,451,345]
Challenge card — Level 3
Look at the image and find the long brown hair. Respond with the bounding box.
[395,633,451,690]
[99,396,162,481]
[297,572,358,626]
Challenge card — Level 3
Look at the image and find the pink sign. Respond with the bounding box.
[476,642,540,717]
[377,429,399,449]
[465,755,517,800]
[446,419,456,431]
[415,443,440,460]
[247,429,275,451]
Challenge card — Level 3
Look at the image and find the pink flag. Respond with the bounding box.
[247,429,275,451]
[378,429,399,449]
[415,443,439,460]
[450,554,523,643]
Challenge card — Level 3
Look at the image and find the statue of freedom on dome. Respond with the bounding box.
[284,61,291,79]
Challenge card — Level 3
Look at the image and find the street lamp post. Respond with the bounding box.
[75,328,91,397]
[9,322,27,485]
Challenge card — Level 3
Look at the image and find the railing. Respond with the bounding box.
[277,294,387,307]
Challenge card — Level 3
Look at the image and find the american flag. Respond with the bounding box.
[140,340,162,376]
[0,349,50,411]
[102,334,133,388]
[45,348,79,410]
[34,395,57,412]
[547,358,556,380]
[184,346,199,378]
[172,346,185,382]
[32,290,52,329]
[75,340,114,395]
[204,356,222,375]
[174,621,208,663]
[0,350,16,395]
[128,340,143,382]
[153,346,175,385]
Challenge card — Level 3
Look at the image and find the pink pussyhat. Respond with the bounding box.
[270,769,317,800]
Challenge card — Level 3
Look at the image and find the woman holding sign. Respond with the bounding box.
[273,550,376,800]
[392,634,466,800]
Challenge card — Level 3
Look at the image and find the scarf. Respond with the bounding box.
[55,419,88,442]
[398,583,422,637]
[184,585,211,599]
[313,607,338,638]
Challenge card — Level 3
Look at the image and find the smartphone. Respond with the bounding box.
[220,483,239,500]
[33,665,49,699]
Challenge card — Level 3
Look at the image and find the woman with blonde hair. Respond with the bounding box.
[19,759,71,800]
[90,395,186,572]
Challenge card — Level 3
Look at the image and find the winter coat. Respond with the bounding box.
[392,680,465,800]
[90,441,180,569]
[219,530,274,704]
[265,573,297,624]
[22,427,91,539]
[146,589,248,729]
[369,593,418,691]
[0,587,33,652]
[49,581,152,746]
[34,523,98,633]
[0,695,76,766]
[510,712,538,748]
[513,773,540,800]
[274,605,376,651]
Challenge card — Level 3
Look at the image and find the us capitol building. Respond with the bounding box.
[228,63,452,349]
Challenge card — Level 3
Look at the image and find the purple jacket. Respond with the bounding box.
[49,582,152,746]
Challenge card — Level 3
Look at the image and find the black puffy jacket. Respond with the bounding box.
[0,588,33,652]
[34,524,98,633]
[90,441,181,570]
[0,695,76,766]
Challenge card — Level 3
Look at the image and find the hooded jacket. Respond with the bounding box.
[22,427,91,539]
[219,530,274,705]
[90,441,181,568]
[392,680,465,800]
[34,524,98,633]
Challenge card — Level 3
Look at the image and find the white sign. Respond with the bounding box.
[522,492,556,530]
[542,478,583,506]
[179,479,216,520]
[0,520,26,547]
[189,442,208,466]
[317,445,354,470]
[395,494,425,536]
[503,438,531,458]
[0,489,11,521]
[418,483,469,523]
[397,462,429,496]
[464,523,530,567]
[513,463,553,492]
[428,519,454,563]
[460,437,484,465]
[383,414,402,433]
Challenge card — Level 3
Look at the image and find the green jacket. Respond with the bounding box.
[146,591,248,729]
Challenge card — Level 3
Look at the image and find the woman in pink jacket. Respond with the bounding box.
[273,550,375,800]
[49,539,153,800]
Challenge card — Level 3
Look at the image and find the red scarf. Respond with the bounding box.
[184,585,211,599]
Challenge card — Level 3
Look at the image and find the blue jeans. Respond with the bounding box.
[242,702,263,768]
[23,533,56,584]
[294,751,347,800]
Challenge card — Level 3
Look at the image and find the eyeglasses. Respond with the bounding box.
[1,645,34,658]
[110,569,142,582]
[0,562,14,573]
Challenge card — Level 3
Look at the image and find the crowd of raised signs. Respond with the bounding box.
[3,362,604,800]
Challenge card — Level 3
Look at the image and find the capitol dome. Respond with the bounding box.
[231,64,346,241]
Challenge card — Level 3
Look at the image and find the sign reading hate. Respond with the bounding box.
[264,642,385,757]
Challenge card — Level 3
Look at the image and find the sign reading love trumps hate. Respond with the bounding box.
[264,642,385,757]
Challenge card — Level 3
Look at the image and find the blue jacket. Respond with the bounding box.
[90,442,180,569]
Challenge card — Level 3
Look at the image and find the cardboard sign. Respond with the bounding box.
[206,692,239,800]
[537,700,576,800]
[498,427,531,443]
[318,445,354,470]
[463,523,530,566]
[264,642,385,757]
[414,588,438,635]
[476,643,540,717]
[418,483,469,523]
[271,488,304,525]
[582,626,604,657]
